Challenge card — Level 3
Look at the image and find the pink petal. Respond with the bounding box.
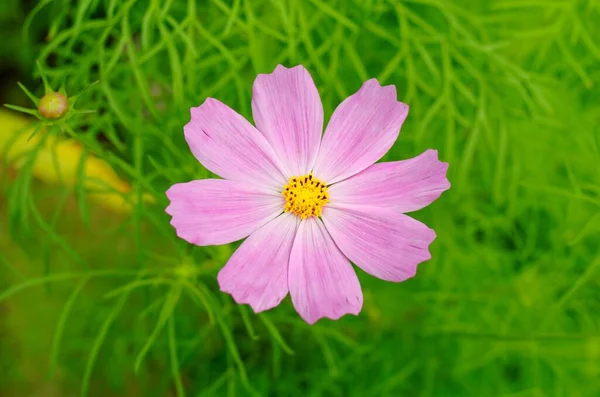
[184,98,286,191]
[252,65,323,176]
[288,218,363,324]
[218,213,299,312]
[312,79,409,184]
[329,149,450,213]
[322,205,436,282]
[166,179,283,246]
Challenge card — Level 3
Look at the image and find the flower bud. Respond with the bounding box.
[39,92,68,119]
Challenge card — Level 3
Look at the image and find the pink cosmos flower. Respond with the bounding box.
[166,65,450,324]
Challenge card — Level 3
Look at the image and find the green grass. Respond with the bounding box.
[1,0,599,396]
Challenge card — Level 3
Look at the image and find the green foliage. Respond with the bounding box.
[1,0,599,396]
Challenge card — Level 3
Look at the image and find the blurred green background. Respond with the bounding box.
[1,0,599,396]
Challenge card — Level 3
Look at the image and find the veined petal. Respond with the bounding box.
[312,79,409,184]
[184,98,286,191]
[322,205,436,282]
[252,65,323,176]
[288,217,363,324]
[329,149,450,213]
[218,213,299,313]
[166,179,283,246]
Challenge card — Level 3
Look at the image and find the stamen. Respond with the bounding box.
[281,173,329,220]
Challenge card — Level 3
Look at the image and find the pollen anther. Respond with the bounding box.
[282,173,329,219]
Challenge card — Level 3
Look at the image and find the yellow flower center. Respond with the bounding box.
[282,173,330,220]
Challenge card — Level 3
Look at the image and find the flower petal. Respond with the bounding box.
[166,179,283,246]
[218,213,299,312]
[312,79,409,183]
[184,98,286,191]
[322,205,436,282]
[329,149,450,213]
[252,65,324,177]
[288,217,363,324]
